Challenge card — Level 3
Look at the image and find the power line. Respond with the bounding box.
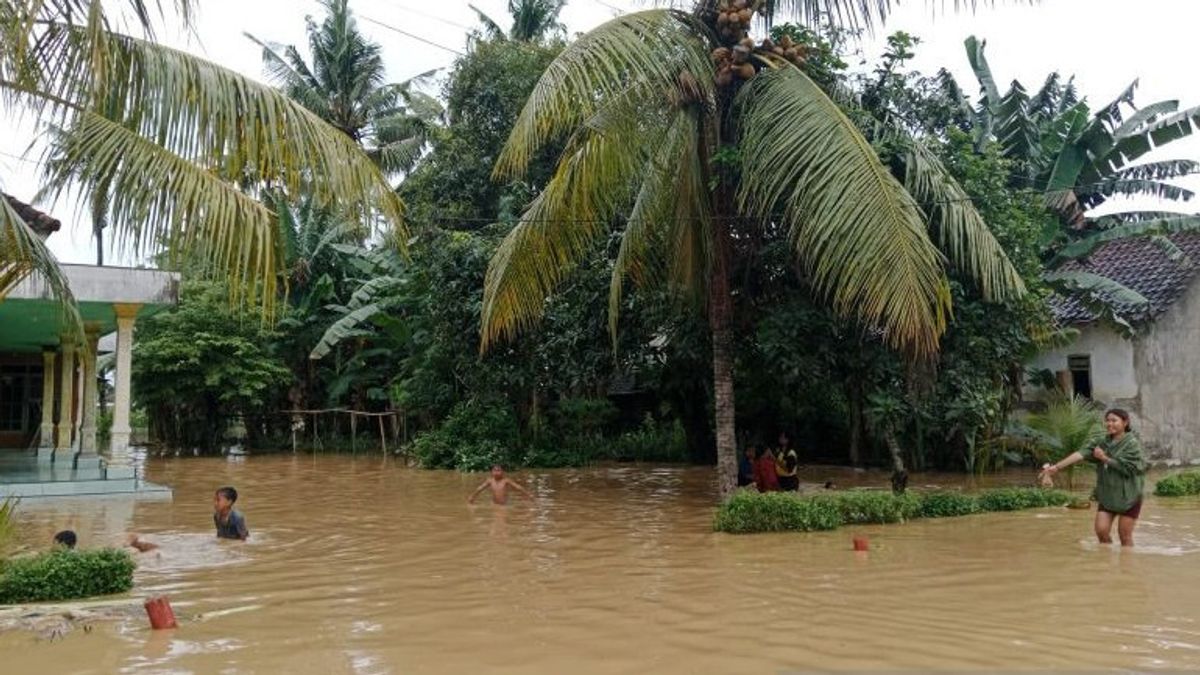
[372,0,473,30]
[359,14,464,55]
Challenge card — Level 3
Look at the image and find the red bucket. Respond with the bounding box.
[852,536,869,552]
[144,596,178,630]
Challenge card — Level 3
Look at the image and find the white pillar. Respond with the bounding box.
[110,303,140,456]
[38,348,56,460]
[76,325,101,469]
[55,339,75,451]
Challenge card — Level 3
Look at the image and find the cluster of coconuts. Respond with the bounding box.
[712,34,808,87]
[714,0,764,44]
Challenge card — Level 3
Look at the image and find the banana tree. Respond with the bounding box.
[479,2,1025,497]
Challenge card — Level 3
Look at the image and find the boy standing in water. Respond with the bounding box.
[213,486,249,540]
[468,465,533,505]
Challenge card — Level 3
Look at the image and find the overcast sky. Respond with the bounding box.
[3,0,1197,265]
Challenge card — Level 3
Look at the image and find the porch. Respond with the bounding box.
[1,262,178,498]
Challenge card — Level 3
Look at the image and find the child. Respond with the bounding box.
[213,486,249,540]
[53,530,77,549]
[468,465,533,505]
[126,533,160,553]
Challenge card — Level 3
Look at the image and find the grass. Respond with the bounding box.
[1154,470,1200,497]
[714,487,1073,534]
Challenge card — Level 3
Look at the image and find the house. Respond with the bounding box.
[1,194,178,497]
[1027,233,1200,461]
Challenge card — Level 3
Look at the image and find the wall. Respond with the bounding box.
[1132,280,1200,461]
[1027,325,1138,402]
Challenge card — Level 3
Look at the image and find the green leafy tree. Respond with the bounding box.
[478,4,1025,496]
[133,282,291,451]
[247,0,444,177]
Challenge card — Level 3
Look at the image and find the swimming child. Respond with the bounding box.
[468,465,533,505]
[126,533,160,552]
[53,530,77,549]
[213,486,249,540]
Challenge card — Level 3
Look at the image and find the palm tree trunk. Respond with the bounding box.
[710,216,738,498]
[885,429,908,495]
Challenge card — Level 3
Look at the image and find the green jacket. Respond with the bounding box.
[1078,433,1147,513]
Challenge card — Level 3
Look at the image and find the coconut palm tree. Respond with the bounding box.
[1,0,402,316]
[479,2,1026,496]
[247,0,444,179]
[471,0,567,43]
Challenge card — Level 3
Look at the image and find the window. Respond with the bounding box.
[1068,355,1092,399]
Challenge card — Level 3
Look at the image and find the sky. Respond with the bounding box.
[2,0,1198,265]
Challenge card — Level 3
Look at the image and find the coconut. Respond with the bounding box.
[738,36,755,49]
[733,0,747,9]
[716,68,734,87]
[738,8,753,23]
[772,46,785,56]
[711,47,731,63]
[760,38,774,50]
[718,0,730,10]
[731,44,750,64]
[717,11,729,25]
[779,34,794,49]
[736,63,756,80]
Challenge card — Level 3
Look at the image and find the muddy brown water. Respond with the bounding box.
[4,455,1200,673]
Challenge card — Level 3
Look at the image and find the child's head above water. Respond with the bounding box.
[53,530,77,549]
[214,486,238,513]
[490,464,504,479]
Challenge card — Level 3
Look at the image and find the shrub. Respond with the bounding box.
[976,487,1070,511]
[714,487,1073,534]
[410,400,520,471]
[830,491,922,524]
[0,549,135,604]
[1154,470,1200,497]
[712,491,843,534]
[919,492,981,518]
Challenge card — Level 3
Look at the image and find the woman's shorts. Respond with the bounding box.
[1100,498,1143,519]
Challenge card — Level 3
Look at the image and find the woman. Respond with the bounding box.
[1039,408,1148,547]
[753,446,780,492]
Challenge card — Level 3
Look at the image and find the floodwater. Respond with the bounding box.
[5,455,1200,673]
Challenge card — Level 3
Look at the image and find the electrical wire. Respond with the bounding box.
[359,14,464,55]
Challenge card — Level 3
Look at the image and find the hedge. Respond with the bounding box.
[714,487,1072,534]
[1154,470,1200,497]
[0,549,135,604]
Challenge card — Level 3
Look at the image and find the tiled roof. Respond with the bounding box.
[1050,233,1200,325]
[3,193,62,237]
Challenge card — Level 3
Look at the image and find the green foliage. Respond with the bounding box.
[713,491,843,534]
[133,281,291,451]
[713,487,1072,533]
[1011,396,1104,488]
[410,399,521,471]
[975,487,1071,511]
[0,549,135,604]
[918,491,981,518]
[1154,470,1200,497]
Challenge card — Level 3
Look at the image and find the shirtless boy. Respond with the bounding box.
[468,465,533,505]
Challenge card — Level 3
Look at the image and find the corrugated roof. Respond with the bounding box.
[3,194,62,237]
[1051,233,1200,325]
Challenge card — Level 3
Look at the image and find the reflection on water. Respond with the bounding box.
[5,455,1200,673]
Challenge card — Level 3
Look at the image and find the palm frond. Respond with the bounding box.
[495,9,713,180]
[482,93,669,350]
[738,65,950,358]
[609,106,710,342]
[21,24,404,312]
[1052,214,1200,264]
[0,195,81,336]
[903,140,1025,302]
